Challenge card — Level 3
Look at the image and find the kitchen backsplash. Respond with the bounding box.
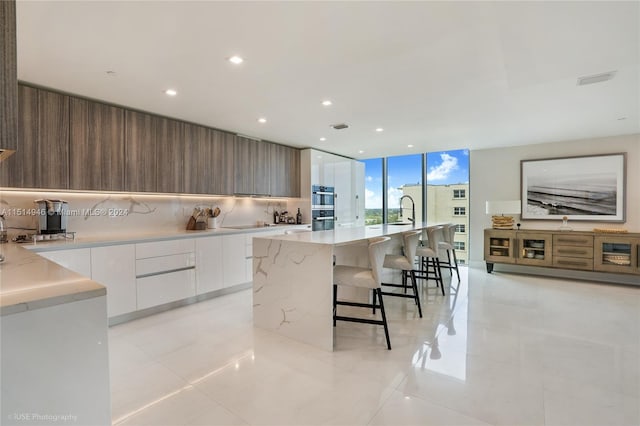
[0,190,308,238]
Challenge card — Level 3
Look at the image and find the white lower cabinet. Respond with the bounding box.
[135,238,196,310]
[38,248,92,277]
[91,244,136,317]
[136,269,196,310]
[196,236,223,294]
[222,234,247,287]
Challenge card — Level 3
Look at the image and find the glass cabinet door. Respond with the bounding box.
[484,229,516,265]
[517,232,553,267]
[594,236,640,274]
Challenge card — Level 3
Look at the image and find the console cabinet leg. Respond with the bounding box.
[486,262,494,273]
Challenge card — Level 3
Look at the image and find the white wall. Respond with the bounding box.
[469,133,640,261]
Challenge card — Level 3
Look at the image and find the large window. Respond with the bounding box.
[363,158,383,225]
[453,189,466,199]
[386,154,423,224]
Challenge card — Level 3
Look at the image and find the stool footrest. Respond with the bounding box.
[380,291,416,299]
[381,282,411,288]
[334,315,385,326]
[335,300,380,309]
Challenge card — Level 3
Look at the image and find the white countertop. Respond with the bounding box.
[20,224,311,252]
[0,243,106,316]
[256,222,432,246]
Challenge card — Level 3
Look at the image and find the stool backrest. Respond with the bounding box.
[427,225,446,252]
[402,230,422,263]
[368,237,391,286]
[444,223,456,244]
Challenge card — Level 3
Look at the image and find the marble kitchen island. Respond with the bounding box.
[252,223,430,351]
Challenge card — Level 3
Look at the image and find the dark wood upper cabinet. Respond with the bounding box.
[70,98,124,191]
[0,0,18,157]
[269,143,300,197]
[38,89,70,188]
[125,110,157,192]
[156,117,184,193]
[184,122,210,194]
[1,85,69,188]
[234,136,271,196]
[210,129,235,195]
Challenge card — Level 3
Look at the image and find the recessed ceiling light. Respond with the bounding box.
[407,144,414,148]
[375,128,384,132]
[164,89,177,96]
[322,100,332,107]
[320,137,326,141]
[358,150,364,154]
[257,117,267,124]
[228,56,244,64]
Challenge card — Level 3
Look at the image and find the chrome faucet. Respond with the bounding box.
[399,195,415,224]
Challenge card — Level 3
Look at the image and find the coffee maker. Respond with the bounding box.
[35,199,69,234]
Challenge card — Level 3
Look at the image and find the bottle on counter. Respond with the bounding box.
[296,208,302,224]
[273,210,279,224]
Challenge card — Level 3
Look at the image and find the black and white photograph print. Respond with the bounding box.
[521,153,626,222]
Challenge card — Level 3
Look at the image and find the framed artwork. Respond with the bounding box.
[521,153,626,222]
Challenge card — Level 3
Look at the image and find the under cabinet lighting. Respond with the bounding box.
[164,89,177,96]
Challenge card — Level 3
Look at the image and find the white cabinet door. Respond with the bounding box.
[222,234,247,287]
[334,158,353,227]
[38,248,92,277]
[352,160,365,226]
[136,238,195,259]
[91,244,136,317]
[196,236,223,295]
[136,269,196,310]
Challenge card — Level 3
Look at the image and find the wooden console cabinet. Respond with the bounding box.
[484,229,640,276]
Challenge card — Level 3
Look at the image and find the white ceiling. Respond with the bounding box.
[15,1,639,159]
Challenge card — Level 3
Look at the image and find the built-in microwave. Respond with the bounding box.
[312,185,335,209]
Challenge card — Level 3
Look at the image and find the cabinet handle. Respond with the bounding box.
[556,260,588,267]
[556,238,590,245]
[557,249,587,255]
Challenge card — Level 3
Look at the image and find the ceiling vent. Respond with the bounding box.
[331,123,349,130]
[577,71,616,86]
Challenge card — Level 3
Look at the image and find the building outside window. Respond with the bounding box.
[454,241,466,251]
[453,189,466,199]
[455,224,466,233]
[453,207,466,216]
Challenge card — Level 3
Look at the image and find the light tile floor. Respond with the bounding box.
[109,266,640,426]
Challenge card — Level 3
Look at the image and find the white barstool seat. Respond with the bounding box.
[380,230,423,318]
[333,236,392,350]
[438,223,460,281]
[416,225,445,295]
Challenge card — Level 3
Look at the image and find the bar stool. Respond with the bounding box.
[381,230,423,318]
[416,225,445,295]
[438,223,460,281]
[333,236,392,350]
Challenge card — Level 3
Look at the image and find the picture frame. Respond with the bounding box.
[521,153,626,222]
